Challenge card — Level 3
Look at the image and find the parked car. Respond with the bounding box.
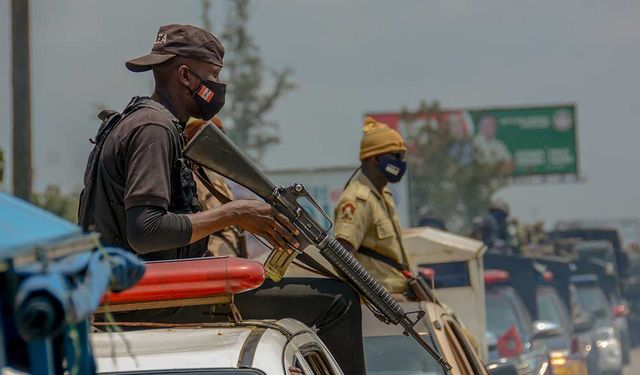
[571,275,623,375]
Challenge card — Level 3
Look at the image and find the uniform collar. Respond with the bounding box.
[355,169,392,200]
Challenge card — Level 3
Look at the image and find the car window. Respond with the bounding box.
[364,335,446,375]
[304,350,334,375]
[536,288,570,329]
[576,247,615,264]
[296,344,337,375]
[574,285,612,320]
[485,291,528,341]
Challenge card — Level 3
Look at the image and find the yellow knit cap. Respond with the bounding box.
[359,117,407,160]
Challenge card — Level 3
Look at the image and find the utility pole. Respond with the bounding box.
[12,0,32,201]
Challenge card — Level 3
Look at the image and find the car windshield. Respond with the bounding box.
[537,290,563,326]
[576,247,615,264]
[364,335,445,375]
[574,285,612,322]
[485,292,528,341]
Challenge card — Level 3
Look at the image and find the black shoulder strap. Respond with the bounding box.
[358,246,408,272]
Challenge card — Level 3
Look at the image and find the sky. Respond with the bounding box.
[1,0,640,227]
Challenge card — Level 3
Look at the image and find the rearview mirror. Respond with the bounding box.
[487,361,519,375]
[532,320,563,340]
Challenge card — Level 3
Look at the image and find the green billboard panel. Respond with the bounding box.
[368,104,578,177]
[468,105,577,176]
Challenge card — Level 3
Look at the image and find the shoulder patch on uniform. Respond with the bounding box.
[355,184,371,200]
[338,201,357,222]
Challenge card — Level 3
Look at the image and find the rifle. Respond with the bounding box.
[184,124,452,373]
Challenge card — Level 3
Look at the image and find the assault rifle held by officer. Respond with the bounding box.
[184,122,453,373]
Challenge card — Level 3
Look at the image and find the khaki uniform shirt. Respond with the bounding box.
[333,170,410,293]
[195,169,238,256]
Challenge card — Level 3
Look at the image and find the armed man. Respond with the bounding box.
[334,117,412,297]
[79,24,365,374]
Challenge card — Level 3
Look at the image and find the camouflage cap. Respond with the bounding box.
[126,24,224,72]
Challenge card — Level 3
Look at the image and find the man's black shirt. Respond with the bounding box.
[91,97,203,260]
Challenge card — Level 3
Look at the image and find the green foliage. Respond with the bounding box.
[201,0,296,163]
[402,101,507,232]
[32,185,79,222]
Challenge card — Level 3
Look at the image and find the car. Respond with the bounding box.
[93,318,342,374]
[571,274,623,375]
[483,269,554,375]
[549,227,637,354]
[530,257,593,375]
[363,300,490,375]
[536,284,588,375]
[92,256,343,375]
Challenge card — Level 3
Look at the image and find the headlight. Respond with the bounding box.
[549,350,569,367]
[593,327,616,342]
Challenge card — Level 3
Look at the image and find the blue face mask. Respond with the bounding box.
[376,154,407,183]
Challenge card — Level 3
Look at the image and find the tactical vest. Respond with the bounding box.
[78,96,207,260]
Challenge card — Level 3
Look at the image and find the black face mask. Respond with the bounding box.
[188,70,226,120]
[376,154,407,183]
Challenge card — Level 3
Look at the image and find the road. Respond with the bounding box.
[623,347,640,375]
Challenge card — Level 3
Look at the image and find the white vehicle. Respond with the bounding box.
[93,318,342,375]
[92,257,343,375]
[362,301,489,375]
[403,227,488,360]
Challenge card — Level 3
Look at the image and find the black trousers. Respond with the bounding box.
[109,278,366,375]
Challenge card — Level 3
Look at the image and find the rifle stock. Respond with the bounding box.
[184,124,452,373]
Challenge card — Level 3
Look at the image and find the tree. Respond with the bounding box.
[401,101,507,232]
[32,185,79,222]
[201,0,296,162]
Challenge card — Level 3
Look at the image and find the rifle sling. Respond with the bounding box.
[358,247,408,273]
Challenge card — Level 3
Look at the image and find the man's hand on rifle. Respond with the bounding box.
[188,200,300,252]
[231,200,300,253]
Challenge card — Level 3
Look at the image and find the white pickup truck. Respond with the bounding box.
[91,257,343,375]
[93,318,341,375]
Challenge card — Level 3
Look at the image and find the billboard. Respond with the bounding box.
[367,104,578,177]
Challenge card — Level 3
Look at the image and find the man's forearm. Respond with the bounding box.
[187,204,238,243]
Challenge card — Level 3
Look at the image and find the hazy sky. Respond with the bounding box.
[1,0,640,226]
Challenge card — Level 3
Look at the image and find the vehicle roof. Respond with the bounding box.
[93,326,255,371]
[92,319,315,373]
[0,192,83,258]
[403,226,486,263]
